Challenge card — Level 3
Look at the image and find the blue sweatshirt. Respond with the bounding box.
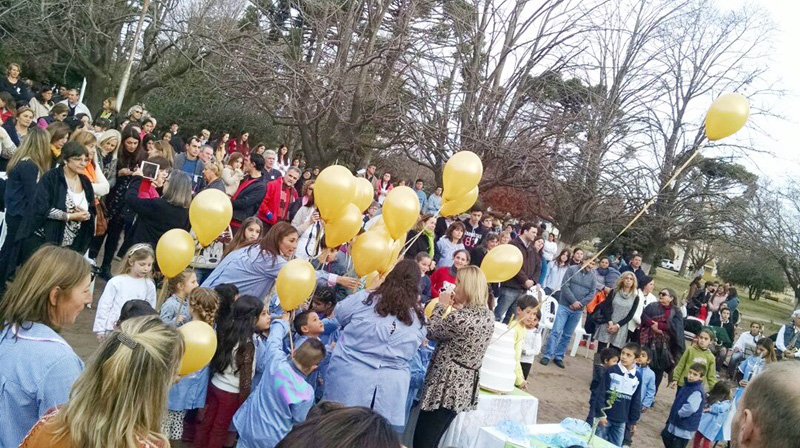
[667,378,705,438]
[592,362,642,424]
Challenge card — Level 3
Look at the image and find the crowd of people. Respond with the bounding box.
[0,65,798,448]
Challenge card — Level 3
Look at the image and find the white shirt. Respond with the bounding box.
[733,332,761,356]
[211,342,257,393]
[93,274,157,334]
[58,100,92,121]
[520,327,543,363]
[542,240,558,262]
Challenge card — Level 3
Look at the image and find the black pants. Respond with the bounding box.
[413,407,457,448]
[91,217,125,270]
[661,428,689,448]
[0,213,23,285]
[521,362,532,380]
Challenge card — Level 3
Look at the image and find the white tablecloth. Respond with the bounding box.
[438,389,539,448]
[470,423,620,448]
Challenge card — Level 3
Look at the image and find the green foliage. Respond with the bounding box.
[718,252,786,301]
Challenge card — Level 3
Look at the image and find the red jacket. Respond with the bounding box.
[257,177,298,224]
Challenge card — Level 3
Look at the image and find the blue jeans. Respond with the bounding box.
[596,420,626,446]
[494,286,522,323]
[544,304,583,361]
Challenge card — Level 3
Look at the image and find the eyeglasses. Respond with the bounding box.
[659,292,670,297]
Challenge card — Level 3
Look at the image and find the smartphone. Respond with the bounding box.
[140,161,160,180]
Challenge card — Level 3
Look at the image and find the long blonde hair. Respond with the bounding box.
[615,271,638,293]
[98,129,121,160]
[0,245,91,331]
[116,243,155,276]
[50,315,183,448]
[7,126,51,174]
[455,265,489,308]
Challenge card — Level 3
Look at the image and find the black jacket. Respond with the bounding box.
[25,166,95,252]
[501,236,542,290]
[4,159,40,220]
[404,229,436,260]
[125,178,190,249]
[232,175,267,222]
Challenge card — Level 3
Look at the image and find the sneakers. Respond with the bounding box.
[539,357,550,366]
[579,339,587,347]
[553,359,565,368]
[589,341,596,350]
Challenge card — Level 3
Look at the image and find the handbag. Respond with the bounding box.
[94,198,108,236]
[650,338,674,372]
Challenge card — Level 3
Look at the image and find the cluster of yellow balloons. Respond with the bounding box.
[440,151,483,217]
[313,165,367,248]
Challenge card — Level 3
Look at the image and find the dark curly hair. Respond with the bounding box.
[363,259,424,326]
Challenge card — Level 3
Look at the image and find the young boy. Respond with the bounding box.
[519,310,543,382]
[511,294,539,389]
[670,329,717,390]
[661,363,707,448]
[621,348,656,447]
[592,343,642,446]
[587,347,620,425]
[233,317,325,448]
[728,321,761,378]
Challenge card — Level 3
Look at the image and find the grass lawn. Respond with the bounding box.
[651,268,795,334]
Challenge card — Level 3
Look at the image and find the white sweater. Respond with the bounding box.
[93,274,157,334]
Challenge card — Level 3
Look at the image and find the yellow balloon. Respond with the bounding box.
[424,299,452,319]
[315,165,356,221]
[480,243,524,282]
[190,189,233,247]
[364,270,380,290]
[156,229,195,277]
[351,230,393,277]
[178,321,217,375]
[276,259,317,311]
[705,92,750,140]
[325,203,363,247]
[382,186,421,239]
[439,186,479,217]
[379,235,407,274]
[353,177,375,212]
[443,151,483,201]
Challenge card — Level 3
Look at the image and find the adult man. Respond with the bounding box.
[230,154,267,231]
[413,179,427,209]
[258,166,301,226]
[775,309,800,359]
[201,163,226,192]
[494,223,543,322]
[359,163,379,190]
[541,256,597,368]
[262,149,283,182]
[462,207,486,250]
[174,136,205,189]
[730,362,800,448]
[199,145,214,163]
[169,122,184,154]
[619,253,647,285]
[570,248,585,266]
[58,88,91,120]
[423,186,442,215]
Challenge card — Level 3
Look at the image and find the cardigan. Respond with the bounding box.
[124,178,190,249]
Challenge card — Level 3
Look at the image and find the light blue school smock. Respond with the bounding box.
[0,322,83,447]
[322,289,427,426]
[168,365,210,411]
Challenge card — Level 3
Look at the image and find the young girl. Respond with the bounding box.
[670,328,718,391]
[93,244,157,339]
[222,216,263,259]
[164,287,220,442]
[520,310,543,381]
[694,381,733,448]
[194,295,270,448]
[160,269,199,327]
[435,221,465,268]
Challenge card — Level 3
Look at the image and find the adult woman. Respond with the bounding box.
[430,249,470,299]
[292,184,322,260]
[221,152,245,196]
[593,271,640,350]
[71,131,110,197]
[93,127,144,278]
[147,140,174,168]
[0,127,52,282]
[249,143,266,158]
[126,104,144,126]
[375,172,393,204]
[28,85,54,120]
[542,248,570,294]
[95,97,119,129]
[295,169,312,194]
[124,171,192,250]
[20,315,183,448]
[469,232,498,267]
[540,233,558,284]
[203,222,358,299]
[324,259,426,430]
[708,285,728,314]
[0,62,30,105]
[406,214,438,261]
[47,121,70,163]
[685,276,703,305]
[96,129,121,191]
[640,287,685,391]
[414,266,494,448]
[276,144,290,174]
[0,246,92,447]
[228,132,251,156]
[214,132,230,160]
[0,91,14,123]
[628,275,656,340]
[2,104,34,146]
[436,221,465,268]
[37,103,69,129]
[19,142,96,262]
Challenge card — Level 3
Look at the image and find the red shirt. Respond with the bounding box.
[430,266,457,299]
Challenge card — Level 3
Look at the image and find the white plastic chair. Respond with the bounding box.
[539,295,558,342]
[570,314,588,357]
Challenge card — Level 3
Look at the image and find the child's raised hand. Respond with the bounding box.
[739,379,748,387]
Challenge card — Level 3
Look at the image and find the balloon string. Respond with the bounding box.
[289,309,295,354]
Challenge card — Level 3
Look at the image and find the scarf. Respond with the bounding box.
[50,143,61,158]
[424,229,434,258]
[84,161,98,183]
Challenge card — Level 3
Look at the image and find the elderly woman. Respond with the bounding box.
[0,246,92,447]
[323,259,427,431]
[414,265,495,448]
[593,271,639,351]
[640,287,685,392]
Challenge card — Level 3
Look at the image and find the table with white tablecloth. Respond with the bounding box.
[470,423,620,448]
[437,388,539,448]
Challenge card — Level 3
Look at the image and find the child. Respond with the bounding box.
[310,285,337,319]
[694,381,733,448]
[164,287,220,441]
[222,216,263,259]
[160,269,199,327]
[435,221,465,268]
[510,294,539,389]
[671,329,717,391]
[638,348,657,411]
[734,338,776,395]
[662,363,707,448]
[728,321,761,378]
[93,244,157,339]
[415,252,433,304]
[233,316,325,447]
[213,283,239,323]
[592,343,642,446]
[118,299,157,324]
[194,295,270,448]
[293,310,325,345]
[520,310,542,380]
[587,347,620,425]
